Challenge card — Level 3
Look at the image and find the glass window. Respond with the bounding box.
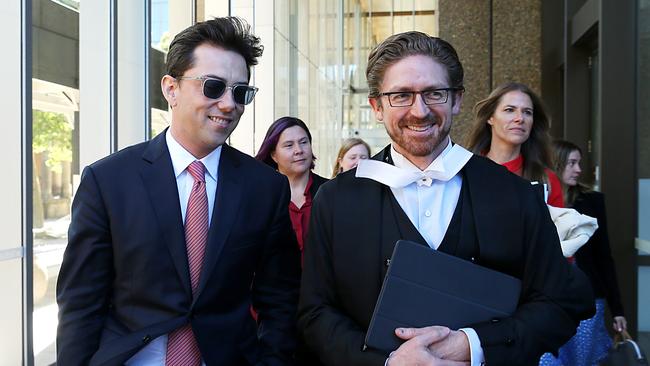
[637,0,650,346]
[31,1,80,364]
[272,0,438,175]
[150,0,172,137]
[342,0,438,159]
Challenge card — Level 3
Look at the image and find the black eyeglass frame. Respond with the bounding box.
[177,76,259,105]
[377,87,465,107]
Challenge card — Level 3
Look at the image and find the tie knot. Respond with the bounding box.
[187,161,206,183]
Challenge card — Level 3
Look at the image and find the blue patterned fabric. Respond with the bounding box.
[539,299,612,366]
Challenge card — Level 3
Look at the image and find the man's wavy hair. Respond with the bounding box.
[366,32,464,101]
[165,17,263,80]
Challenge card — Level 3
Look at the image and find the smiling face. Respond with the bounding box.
[488,90,534,150]
[271,125,314,177]
[339,143,370,172]
[562,149,582,186]
[162,43,248,158]
[368,55,462,168]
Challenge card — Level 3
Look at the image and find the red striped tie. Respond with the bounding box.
[166,160,208,366]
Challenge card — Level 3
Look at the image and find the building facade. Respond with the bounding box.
[1,0,647,364]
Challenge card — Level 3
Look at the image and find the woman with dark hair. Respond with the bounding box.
[255,117,328,257]
[331,137,371,177]
[538,140,627,366]
[256,116,326,366]
[467,82,564,207]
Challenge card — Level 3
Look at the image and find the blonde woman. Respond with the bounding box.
[331,138,371,177]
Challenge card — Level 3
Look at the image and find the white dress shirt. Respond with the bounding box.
[125,129,221,365]
[356,137,485,366]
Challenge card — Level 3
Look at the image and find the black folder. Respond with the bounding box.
[364,240,522,353]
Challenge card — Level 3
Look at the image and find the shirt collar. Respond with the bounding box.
[166,129,221,181]
[304,173,314,197]
[356,136,472,188]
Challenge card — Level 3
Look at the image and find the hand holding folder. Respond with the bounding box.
[365,240,522,353]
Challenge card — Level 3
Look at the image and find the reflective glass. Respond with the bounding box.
[32,1,80,364]
[637,0,650,350]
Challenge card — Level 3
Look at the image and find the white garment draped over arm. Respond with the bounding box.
[547,205,598,257]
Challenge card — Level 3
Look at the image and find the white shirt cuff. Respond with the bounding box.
[459,328,485,366]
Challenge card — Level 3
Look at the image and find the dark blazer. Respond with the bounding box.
[298,147,594,366]
[309,173,328,199]
[572,191,625,316]
[56,130,301,366]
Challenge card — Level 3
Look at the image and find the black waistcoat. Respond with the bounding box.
[384,170,481,264]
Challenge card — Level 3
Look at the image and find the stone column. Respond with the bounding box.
[438,0,542,144]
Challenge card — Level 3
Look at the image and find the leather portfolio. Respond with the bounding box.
[364,239,522,353]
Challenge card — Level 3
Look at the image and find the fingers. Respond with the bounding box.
[428,330,471,362]
[395,325,451,343]
[613,316,627,332]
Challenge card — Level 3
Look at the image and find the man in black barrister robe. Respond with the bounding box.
[298,32,594,366]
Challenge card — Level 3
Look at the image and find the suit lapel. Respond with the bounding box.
[195,145,242,298]
[140,131,192,297]
[462,157,499,260]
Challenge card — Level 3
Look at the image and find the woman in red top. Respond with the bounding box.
[255,117,327,366]
[466,82,564,207]
[256,117,328,257]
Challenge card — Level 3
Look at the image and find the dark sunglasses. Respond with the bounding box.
[177,76,258,105]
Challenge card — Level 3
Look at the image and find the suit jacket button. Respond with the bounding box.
[142,335,152,344]
[506,338,514,345]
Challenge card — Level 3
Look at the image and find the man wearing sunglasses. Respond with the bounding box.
[57,17,301,366]
[298,32,595,365]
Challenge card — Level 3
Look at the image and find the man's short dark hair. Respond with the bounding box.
[366,32,464,98]
[165,17,263,81]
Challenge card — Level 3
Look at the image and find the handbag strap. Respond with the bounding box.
[613,330,646,361]
[613,329,633,343]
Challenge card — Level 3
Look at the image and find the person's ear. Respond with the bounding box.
[161,75,178,108]
[487,117,494,126]
[368,97,384,122]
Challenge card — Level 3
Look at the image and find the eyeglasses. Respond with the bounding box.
[177,76,259,105]
[378,87,463,107]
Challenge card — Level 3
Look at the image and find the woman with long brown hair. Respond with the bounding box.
[466,82,564,207]
[538,140,627,366]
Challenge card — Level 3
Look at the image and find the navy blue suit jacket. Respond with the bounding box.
[56,130,301,365]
